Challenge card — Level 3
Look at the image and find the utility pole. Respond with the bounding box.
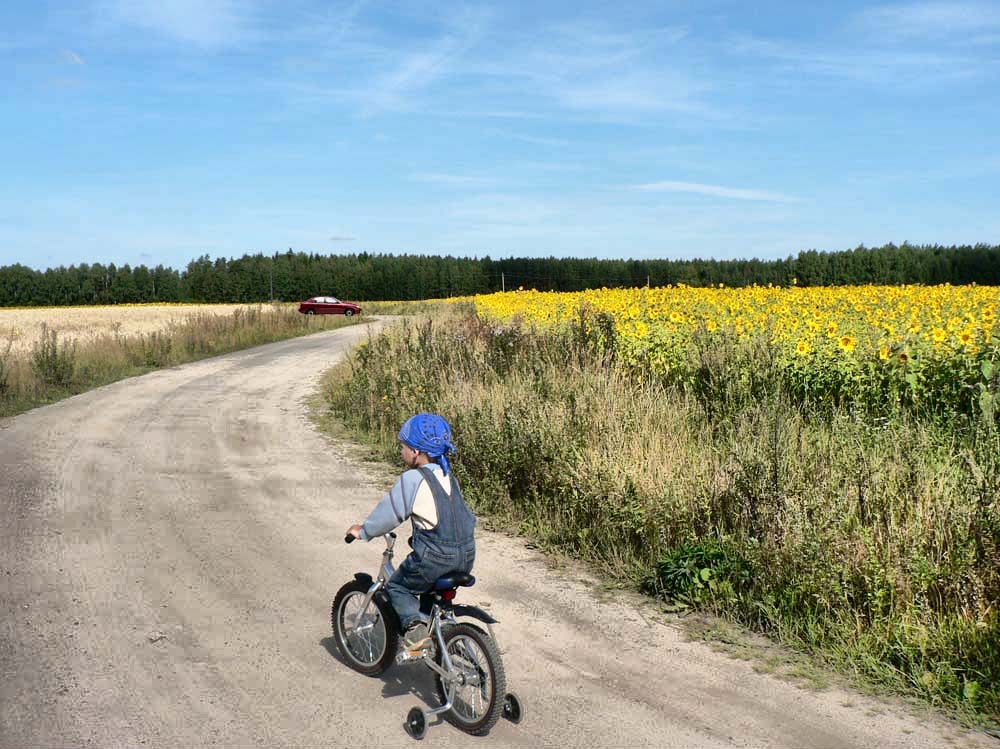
[501,272,505,292]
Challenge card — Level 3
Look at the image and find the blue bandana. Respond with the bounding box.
[399,413,456,475]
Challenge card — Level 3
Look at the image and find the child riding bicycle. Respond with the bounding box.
[346,413,476,654]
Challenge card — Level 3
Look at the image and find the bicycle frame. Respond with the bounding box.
[352,533,498,638]
[346,533,465,717]
[348,533,399,632]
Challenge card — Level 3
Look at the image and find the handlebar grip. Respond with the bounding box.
[344,533,356,544]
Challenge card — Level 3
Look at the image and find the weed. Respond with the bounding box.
[641,538,753,608]
[30,324,76,388]
[0,334,12,397]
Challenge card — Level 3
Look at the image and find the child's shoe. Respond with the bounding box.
[402,622,431,655]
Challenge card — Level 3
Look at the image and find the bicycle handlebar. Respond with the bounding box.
[344,530,395,544]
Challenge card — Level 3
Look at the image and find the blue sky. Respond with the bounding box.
[2,1,999,270]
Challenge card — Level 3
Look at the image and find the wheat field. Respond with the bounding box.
[0,303,292,356]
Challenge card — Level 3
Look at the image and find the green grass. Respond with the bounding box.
[319,308,1000,728]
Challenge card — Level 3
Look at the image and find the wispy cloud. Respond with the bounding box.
[464,110,546,120]
[62,49,86,65]
[308,0,370,47]
[329,235,356,242]
[729,30,992,87]
[98,0,261,49]
[358,6,492,114]
[447,193,560,225]
[267,11,713,124]
[411,173,496,187]
[483,20,708,119]
[857,2,1000,42]
[363,48,456,112]
[558,70,708,115]
[487,130,571,147]
[634,180,801,203]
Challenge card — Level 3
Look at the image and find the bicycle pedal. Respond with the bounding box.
[395,650,422,665]
[396,646,431,665]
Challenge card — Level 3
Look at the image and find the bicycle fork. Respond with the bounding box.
[350,580,384,632]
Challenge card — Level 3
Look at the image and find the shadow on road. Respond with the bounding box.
[318,636,443,716]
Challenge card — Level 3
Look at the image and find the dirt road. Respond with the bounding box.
[1,322,995,747]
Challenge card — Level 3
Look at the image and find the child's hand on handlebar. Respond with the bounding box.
[346,524,363,542]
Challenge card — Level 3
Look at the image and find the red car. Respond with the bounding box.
[298,296,362,316]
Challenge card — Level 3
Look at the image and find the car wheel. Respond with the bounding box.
[306,310,315,315]
[345,309,355,317]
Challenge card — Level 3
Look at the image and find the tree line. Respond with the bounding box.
[1,243,998,307]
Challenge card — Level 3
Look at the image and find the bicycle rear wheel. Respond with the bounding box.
[331,580,398,675]
[435,623,506,735]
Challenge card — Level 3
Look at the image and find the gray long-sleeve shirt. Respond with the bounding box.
[359,464,451,541]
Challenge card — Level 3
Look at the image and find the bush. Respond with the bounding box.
[0,336,11,397]
[642,538,753,609]
[30,325,76,388]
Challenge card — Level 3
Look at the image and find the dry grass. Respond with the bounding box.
[0,302,359,418]
[0,303,296,355]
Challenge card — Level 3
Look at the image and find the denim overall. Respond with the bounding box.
[386,466,477,629]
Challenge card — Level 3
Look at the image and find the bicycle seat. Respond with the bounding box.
[433,573,476,591]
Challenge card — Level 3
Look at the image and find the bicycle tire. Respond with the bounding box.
[435,623,506,735]
[331,579,398,676]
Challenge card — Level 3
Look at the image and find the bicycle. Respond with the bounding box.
[332,532,524,739]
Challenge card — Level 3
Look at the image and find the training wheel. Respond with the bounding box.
[502,692,524,724]
[406,707,427,740]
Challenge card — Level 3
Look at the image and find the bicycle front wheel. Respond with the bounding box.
[435,623,506,735]
[331,580,398,675]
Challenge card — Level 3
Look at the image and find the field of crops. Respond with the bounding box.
[329,289,1000,720]
[473,284,1000,416]
[0,303,292,356]
[0,302,355,418]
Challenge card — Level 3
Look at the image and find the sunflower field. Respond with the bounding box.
[472,284,1000,420]
[328,286,1000,720]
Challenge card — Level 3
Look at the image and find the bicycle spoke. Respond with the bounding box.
[340,593,385,665]
[448,635,492,721]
